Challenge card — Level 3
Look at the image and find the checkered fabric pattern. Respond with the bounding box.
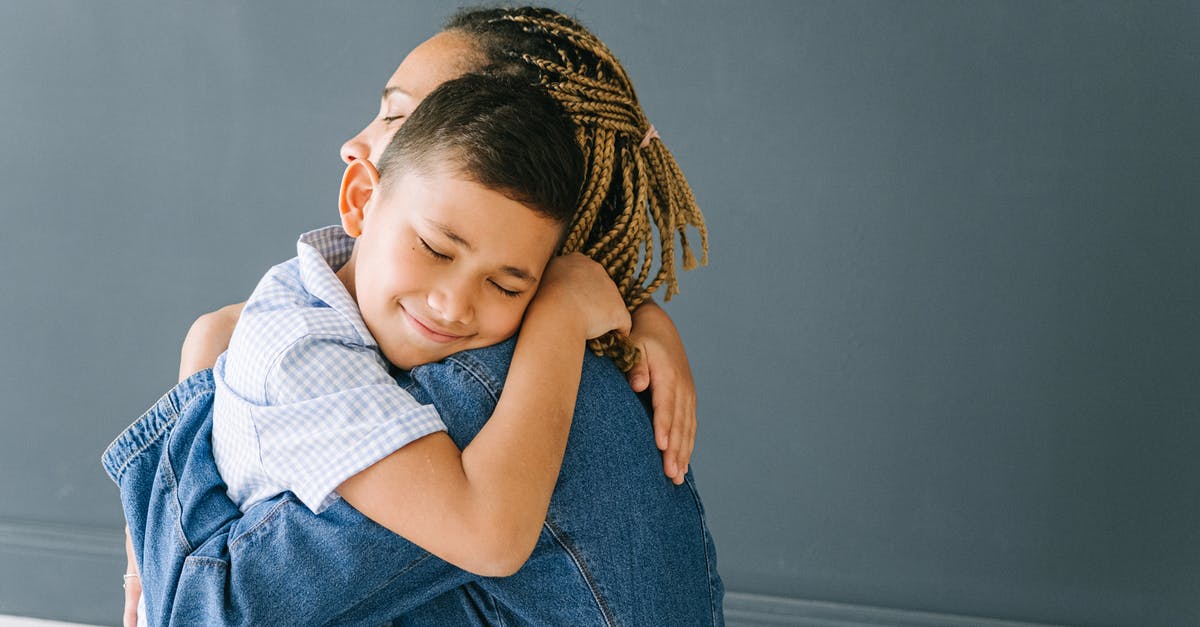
[213,226,446,514]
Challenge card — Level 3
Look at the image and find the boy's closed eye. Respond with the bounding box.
[418,237,452,261]
[418,237,526,298]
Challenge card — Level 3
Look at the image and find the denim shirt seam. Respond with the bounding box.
[439,352,504,402]
[324,552,441,624]
[683,476,722,626]
[227,494,297,552]
[543,520,617,626]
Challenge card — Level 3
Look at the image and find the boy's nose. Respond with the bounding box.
[427,285,474,326]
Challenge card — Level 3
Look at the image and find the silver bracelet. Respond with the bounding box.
[123,573,139,589]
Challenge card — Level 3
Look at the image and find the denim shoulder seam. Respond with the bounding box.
[440,353,504,403]
[543,520,617,627]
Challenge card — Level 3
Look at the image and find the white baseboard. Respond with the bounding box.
[725,592,1067,627]
[0,519,1068,627]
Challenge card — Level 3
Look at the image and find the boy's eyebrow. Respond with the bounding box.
[427,220,538,283]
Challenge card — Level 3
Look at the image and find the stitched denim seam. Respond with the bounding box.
[326,552,439,624]
[159,434,194,556]
[227,496,294,551]
[490,592,507,627]
[543,520,616,627]
[165,389,219,556]
[105,372,210,482]
[441,353,503,403]
[684,477,720,626]
[103,394,180,483]
[182,555,229,570]
[108,414,176,484]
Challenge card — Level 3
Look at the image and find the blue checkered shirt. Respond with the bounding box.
[213,226,446,514]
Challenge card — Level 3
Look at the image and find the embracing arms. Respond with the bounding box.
[181,299,698,484]
[336,253,628,576]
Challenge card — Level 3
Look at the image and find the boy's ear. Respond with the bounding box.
[339,159,381,238]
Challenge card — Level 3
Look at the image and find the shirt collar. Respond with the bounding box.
[295,225,376,347]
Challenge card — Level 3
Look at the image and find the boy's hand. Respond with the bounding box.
[533,253,631,340]
[123,526,141,627]
[627,301,695,485]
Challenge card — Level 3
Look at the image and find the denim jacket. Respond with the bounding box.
[103,339,723,626]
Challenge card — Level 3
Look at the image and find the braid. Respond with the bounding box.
[446,6,708,371]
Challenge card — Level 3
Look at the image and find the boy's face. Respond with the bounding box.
[337,163,563,370]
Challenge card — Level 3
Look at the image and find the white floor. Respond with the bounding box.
[0,617,99,627]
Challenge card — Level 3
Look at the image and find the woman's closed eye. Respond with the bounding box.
[382,114,406,124]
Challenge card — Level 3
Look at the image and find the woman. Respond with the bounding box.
[110,7,721,625]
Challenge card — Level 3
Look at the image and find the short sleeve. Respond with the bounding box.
[252,333,446,514]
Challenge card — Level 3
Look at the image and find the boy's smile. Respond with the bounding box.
[402,307,467,343]
[336,162,563,370]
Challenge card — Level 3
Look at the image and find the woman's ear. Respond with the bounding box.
[339,159,381,238]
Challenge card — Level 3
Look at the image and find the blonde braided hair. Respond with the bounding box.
[447,7,708,371]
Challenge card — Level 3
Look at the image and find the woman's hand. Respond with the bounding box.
[627,301,695,486]
[123,526,141,627]
[179,303,245,381]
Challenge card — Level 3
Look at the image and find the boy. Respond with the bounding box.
[211,73,630,576]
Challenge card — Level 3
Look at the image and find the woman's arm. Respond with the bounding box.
[626,300,697,485]
[122,527,140,627]
[178,302,243,382]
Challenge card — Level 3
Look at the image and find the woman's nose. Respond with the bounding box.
[340,128,370,164]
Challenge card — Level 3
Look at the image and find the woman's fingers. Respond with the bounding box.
[664,377,696,485]
[667,397,689,485]
[626,358,651,393]
[627,299,699,483]
[650,371,690,484]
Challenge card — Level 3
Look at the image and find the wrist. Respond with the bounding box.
[524,296,589,342]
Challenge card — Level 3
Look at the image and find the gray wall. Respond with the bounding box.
[1,2,1196,626]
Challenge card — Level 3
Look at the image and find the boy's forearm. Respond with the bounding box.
[459,301,586,556]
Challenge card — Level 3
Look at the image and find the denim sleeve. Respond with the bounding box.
[108,339,722,626]
[407,340,726,626]
[106,370,474,626]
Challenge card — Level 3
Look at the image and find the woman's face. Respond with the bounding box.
[340,31,481,165]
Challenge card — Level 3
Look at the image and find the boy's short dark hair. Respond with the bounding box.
[376,73,583,226]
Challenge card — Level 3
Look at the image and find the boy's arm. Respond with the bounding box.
[336,253,629,577]
[178,297,699,489]
[626,300,697,485]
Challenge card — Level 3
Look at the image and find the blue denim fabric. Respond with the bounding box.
[104,339,723,626]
